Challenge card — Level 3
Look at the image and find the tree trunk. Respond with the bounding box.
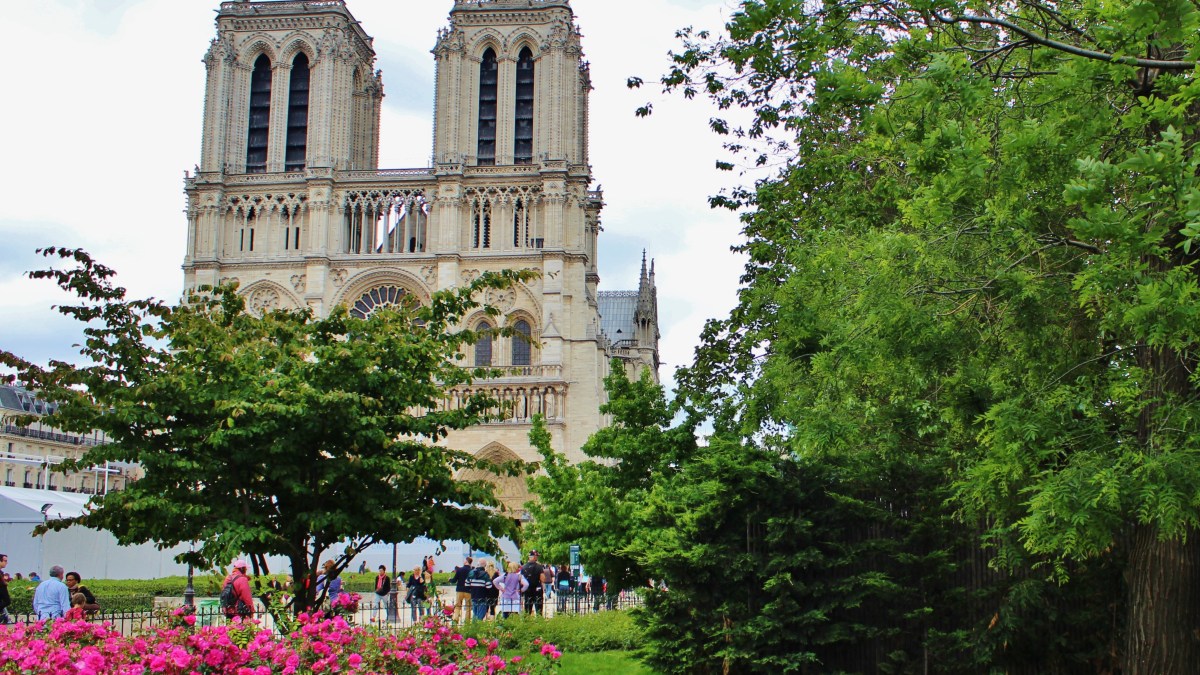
[1123,522,1200,673]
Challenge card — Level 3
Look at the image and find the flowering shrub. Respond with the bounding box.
[0,610,562,674]
[330,591,361,617]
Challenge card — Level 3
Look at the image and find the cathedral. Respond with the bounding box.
[182,0,660,516]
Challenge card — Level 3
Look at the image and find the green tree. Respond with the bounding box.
[643,0,1200,671]
[525,362,695,590]
[0,248,532,611]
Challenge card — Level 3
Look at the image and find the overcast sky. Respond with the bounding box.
[0,0,747,391]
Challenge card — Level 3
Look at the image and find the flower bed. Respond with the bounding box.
[0,609,561,674]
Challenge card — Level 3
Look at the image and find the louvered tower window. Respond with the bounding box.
[512,319,532,366]
[246,54,272,174]
[475,322,494,367]
[477,49,498,166]
[514,48,535,164]
[285,53,310,172]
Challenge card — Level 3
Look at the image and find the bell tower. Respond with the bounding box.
[182,0,657,518]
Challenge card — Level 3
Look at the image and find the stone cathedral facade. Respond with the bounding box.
[182,0,660,516]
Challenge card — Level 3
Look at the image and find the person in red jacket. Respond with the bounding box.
[223,560,255,620]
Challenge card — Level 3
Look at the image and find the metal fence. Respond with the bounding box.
[4,589,644,636]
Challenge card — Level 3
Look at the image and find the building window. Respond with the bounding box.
[475,322,493,367]
[471,198,492,249]
[514,47,535,164]
[246,54,272,173]
[285,52,310,172]
[477,49,498,166]
[283,206,302,252]
[512,319,532,366]
[350,285,410,319]
[240,208,257,252]
[513,198,528,248]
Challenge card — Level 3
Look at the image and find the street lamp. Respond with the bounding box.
[184,543,195,607]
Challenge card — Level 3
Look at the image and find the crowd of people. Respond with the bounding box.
[0,553,103,623]
[0,549,615,626]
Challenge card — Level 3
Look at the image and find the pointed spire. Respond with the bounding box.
[639,249,648,285]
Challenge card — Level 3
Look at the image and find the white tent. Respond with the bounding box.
[0,486,521,580]
[0,486,209,579]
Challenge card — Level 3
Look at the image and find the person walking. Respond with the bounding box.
[32,565,70,620]
[222,560,254,620]
[405,566,428,624]
[485,561,500,618]
[494,561,528,619]
[520,551,545,616]
[450,556,473,623]
[0,552,10,624]
[556,564,572,613]
[468,559,492,621]
[316,560,343,604]
[373,565,391,622]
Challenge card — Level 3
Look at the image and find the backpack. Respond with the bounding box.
[220,578,250,616]
[219,580,236,610]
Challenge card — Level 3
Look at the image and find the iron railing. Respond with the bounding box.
[4,589,644,636]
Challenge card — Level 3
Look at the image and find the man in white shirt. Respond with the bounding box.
[32,565,70,620]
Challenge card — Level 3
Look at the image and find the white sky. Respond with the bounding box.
[0,0,747,391]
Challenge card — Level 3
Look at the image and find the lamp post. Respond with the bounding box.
[182,550,194,607]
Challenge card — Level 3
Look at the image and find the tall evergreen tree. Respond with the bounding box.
[645,0,1200,671]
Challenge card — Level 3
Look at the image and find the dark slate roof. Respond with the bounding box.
[0,385,56,416]
[598,291,638,345]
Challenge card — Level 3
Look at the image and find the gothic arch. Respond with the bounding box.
[238,35,278,65]
[505,308,540,367]
[333,268,430,309]
[278,34,318,65]
[457,443,533,517]
[239,279,301,315]
[506,32,542,60]
[469,29,505,60]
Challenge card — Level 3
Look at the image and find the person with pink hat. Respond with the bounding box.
[221,559,254,620]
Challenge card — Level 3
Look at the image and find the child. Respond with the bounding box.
[64,593,87,620]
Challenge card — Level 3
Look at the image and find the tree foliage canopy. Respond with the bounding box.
[616,0,1200,670]
[1,248,533,611]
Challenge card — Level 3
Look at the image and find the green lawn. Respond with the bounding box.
[559,651,656,674]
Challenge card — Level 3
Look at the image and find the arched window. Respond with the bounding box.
[240,207,257,252]
[514,47,535,164]
[350,285,410,319]
[512,319,532,366]
[472,197,492,249]
[246,54,272,173]
[475,322,494,367]
[285,52,310,171]
[477,49,498,166]
[513,198,528,247]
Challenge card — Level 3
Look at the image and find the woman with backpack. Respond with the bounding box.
[221,560,254,620]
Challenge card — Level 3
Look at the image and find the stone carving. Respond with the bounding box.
[485,288,516,313]
[220,276,240,289]
[247,287,281,314]
[461,269,481,285]
[290,274,307,293]
[330,269,348,288]
[420,265,437,285]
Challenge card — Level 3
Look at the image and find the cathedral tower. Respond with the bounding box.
[183,0,657,517]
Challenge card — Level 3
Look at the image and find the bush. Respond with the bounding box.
[459,610,643,653]
[0,611,564,674]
